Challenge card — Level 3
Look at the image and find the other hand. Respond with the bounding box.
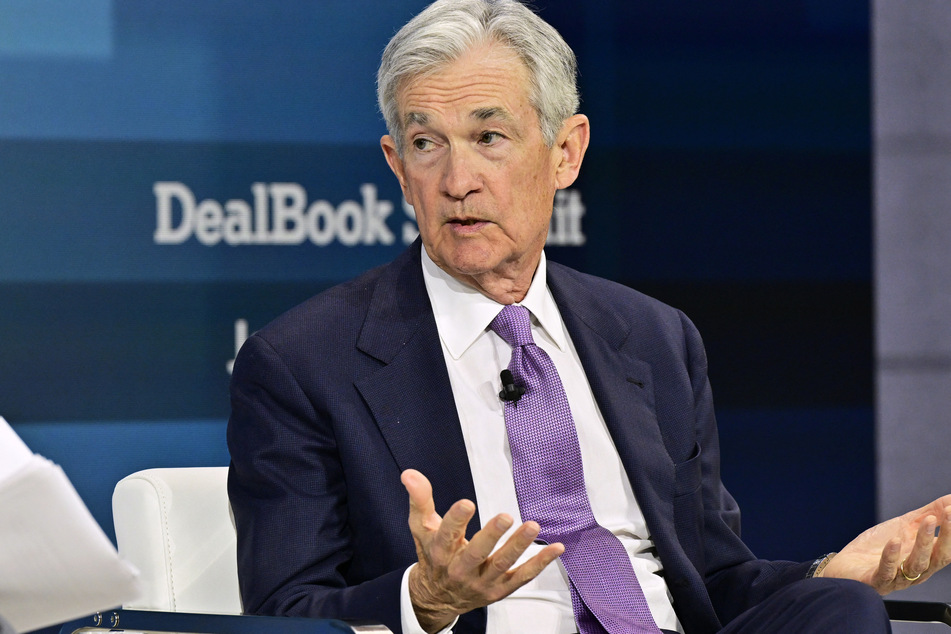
[401,469,564,633]
[821,495,951,594]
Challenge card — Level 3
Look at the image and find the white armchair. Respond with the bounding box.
[112,467,241,615]
[82,467,393,634]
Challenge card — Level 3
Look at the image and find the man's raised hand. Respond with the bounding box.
[401,469,564,633]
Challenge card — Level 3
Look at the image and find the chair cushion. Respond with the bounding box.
[112,467,241,614]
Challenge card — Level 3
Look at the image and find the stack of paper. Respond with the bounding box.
[0,417,141,633]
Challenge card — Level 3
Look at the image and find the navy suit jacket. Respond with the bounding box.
[227,241,812,633]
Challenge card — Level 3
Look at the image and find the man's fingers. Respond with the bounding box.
[464,523,563,602]
[443,516,557,589]
[402,469,477,559]
[459,519,562,593]
[509,542,565,587]
[902,515,938,581]
[458,514,515,572]
[929,506,951,570]
[428,498,477,558]
[488,541,564,603]
[872,537,902,589]
[402,469,436,522]
[480,520,542,576]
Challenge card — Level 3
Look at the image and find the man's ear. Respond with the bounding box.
[381,135,414,205]
[553,114,590,190]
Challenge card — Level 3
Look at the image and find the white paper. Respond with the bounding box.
[0,418,141,633]
[0,416,31,484]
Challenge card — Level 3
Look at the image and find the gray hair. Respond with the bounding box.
[377,0,579,154]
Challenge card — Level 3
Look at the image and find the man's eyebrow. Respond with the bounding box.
[404,111,429,127]
[402,107,512,131]
[471,106,512,122]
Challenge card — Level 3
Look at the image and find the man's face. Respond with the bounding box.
[381,43,584,295]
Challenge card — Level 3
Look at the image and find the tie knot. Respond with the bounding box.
[490,304,534,348]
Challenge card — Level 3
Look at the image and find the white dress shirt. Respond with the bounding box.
[400,249,683,634]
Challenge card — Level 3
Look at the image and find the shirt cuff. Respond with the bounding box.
[400,564,459,634]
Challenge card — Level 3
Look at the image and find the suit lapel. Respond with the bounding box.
[548,267,720,631]
[547,265,676,525]
[353,243,481,533]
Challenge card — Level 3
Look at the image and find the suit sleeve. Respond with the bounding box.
[226,333,406,631]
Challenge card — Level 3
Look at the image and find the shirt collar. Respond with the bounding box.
[421,248,569,360]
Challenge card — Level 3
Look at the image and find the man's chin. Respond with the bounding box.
[443,260,498,280]
[443,253,534,281]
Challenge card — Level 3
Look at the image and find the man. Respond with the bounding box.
[227,1,951,632]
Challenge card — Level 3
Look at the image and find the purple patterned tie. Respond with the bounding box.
[490,305,660,634]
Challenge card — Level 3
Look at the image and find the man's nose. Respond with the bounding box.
[441,147,482,200]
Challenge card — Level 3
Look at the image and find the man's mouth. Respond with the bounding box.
[446,217,491,232]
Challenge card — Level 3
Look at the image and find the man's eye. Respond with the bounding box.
[479,131,502,145]
[412,138,432,151]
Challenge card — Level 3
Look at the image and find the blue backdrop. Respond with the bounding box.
[1,0,870,568]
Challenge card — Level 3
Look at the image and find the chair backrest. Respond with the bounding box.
[112,467,242,615]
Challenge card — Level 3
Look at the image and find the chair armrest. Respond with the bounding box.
[58,609,393,634]
[885,600,951,626]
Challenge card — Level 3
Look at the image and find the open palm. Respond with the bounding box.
[822,495,951,594]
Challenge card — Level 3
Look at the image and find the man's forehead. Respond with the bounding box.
[394,43,530,128]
